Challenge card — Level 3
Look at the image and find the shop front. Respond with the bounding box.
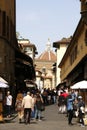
[0,78,9,121]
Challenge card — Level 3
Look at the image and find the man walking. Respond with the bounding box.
[67,93,74,125]
[22,91,33,124]
[5,91,13,118]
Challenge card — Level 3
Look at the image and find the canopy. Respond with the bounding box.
[71,80,87,89]
[0,77,8,84]
[0,82,9,88]
[26,83,35,88]
[24,79,37,88]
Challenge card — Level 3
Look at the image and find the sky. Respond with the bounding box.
[16,0,81,56]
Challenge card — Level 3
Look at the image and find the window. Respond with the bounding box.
[42,67,46,73]
[7,16,9,38]
[24,47,32,52]
[2,11,6,36]
[70,45,77,65]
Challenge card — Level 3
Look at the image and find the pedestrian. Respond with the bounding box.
[58,91,66,113]
[78,96,85,127]
[31,93,36,119]
[73,98,78,117]
[34,93,44,121]
[67,93,74,125]
[15,92,24,123]
[22,91,33,124]
[5,91,13,118]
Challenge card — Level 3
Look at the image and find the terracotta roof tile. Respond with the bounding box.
[37,50,56,61]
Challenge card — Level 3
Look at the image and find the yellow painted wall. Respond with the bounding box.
[60,24,87,81]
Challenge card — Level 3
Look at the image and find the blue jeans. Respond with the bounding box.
[35,109,41,120]
[31,107,35,118]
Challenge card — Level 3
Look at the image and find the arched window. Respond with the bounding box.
[42,67,46,73]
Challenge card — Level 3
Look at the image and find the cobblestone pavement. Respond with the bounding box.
[0,104,86,130]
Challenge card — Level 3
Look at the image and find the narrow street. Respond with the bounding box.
[0,104,86,130]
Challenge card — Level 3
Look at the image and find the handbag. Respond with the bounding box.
[80,106,85,114]
[40,104,45,111]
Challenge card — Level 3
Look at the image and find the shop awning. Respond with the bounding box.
[0,77,8,84]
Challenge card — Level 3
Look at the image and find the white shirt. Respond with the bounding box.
[6,95,12,106]
[22,95,33,108]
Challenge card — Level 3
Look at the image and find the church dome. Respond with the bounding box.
[37,39,56,61]
[38,50,56,61]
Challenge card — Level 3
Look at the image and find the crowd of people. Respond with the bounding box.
[4,87,86,127]
[57,87,86,127]
[15,91,45,124]
[4,88,57,124]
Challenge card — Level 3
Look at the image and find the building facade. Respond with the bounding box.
[18,38,37,61]
[53,37,71,86]
[0,0,16,85]
[58,0,87,102]
[0,0,36,89]
[0,0,36,115]
[35,39,56,90]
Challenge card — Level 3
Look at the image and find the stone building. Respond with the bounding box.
[58,0,87,102]
[0,0,36,115]
[17,38,38,89]
[53,37,71,86]
[0,0,35,89]
[35,39,56,90]
[0,0,17,87]
[18,38,37,61]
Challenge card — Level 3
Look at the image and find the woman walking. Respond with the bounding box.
[35,93,44,121]
[15,92,24,123]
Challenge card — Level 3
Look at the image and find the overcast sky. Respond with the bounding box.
[16,0,81,56]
